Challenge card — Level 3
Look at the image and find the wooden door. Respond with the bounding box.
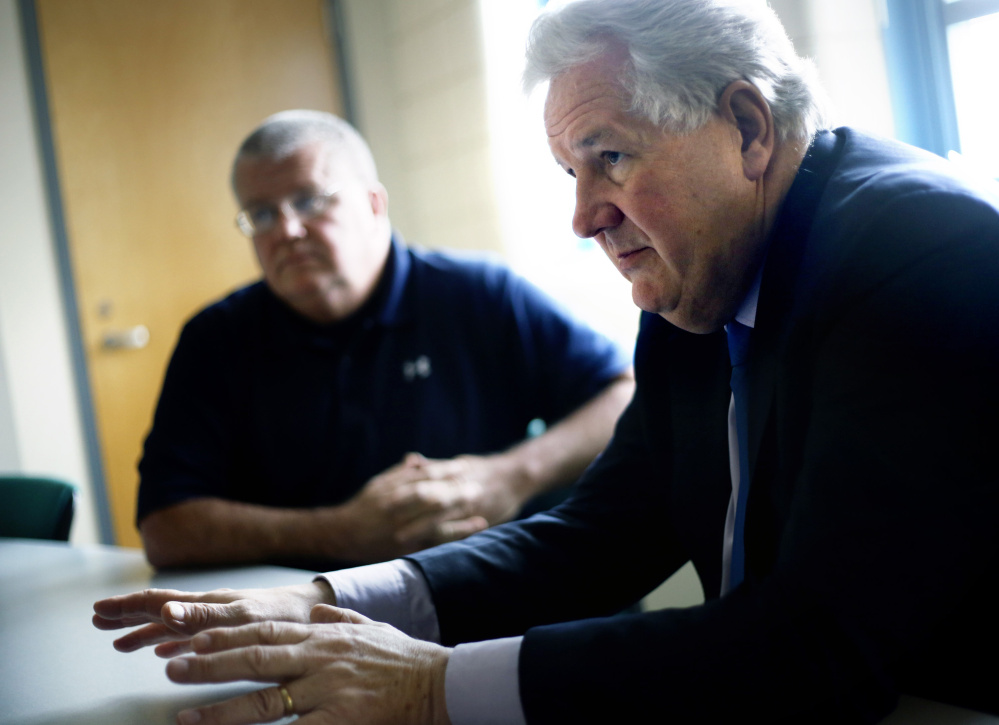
[35,0,344,547]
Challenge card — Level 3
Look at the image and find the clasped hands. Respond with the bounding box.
[92,582,451,725]
[332,451,527,561]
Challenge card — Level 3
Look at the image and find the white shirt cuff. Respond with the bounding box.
[446,636,527,725]
[315,559,440,642]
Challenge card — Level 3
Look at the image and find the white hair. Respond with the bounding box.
[524,0,828,143]
[233,110,379,186]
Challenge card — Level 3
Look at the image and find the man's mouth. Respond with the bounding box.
[616,247,651,265]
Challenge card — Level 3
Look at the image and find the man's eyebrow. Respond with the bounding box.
[574,129,610,151]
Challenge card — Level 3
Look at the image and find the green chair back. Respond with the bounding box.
[0,475,77,541]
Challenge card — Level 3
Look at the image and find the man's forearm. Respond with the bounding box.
[139,497,360,568]
[490,370,635,499]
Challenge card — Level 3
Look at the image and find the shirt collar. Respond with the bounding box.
[732,261,763,330]
[263,230,412,349]
[375,230,412,327]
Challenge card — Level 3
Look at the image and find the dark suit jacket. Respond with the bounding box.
[409,129,999,723]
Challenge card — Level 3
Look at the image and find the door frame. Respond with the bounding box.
[18,0,113,544]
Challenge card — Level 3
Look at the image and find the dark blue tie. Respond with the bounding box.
[726,320,752,590]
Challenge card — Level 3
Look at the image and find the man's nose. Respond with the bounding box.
[571,177,623,239]
[273,203,308,240]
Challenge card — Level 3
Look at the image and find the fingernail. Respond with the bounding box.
[167,658,190,678]
[191,633,210,650]
[177,709,201,724]
[165,603,185,622]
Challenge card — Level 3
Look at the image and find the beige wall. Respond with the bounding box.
[342,0,502,254]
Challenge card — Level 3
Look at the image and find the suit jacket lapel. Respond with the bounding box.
[746,131,843,494]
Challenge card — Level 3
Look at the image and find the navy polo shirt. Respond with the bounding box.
[137,234,630,537]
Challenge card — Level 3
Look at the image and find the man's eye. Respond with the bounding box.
[249,207,276,225]
[293,195,323,215]
[602,151,624,166]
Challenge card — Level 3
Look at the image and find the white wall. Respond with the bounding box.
[0,0,100,545]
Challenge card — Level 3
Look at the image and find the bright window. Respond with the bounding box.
[885,0,999,178]
[944,8,999,176]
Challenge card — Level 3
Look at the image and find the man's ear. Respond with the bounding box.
[369,182,389,218]
[718,80,774,181]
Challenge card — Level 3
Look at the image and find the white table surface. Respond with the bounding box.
[1,538,995,724]
[0,539,312,724]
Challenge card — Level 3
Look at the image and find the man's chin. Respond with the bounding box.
[649,305,723,335]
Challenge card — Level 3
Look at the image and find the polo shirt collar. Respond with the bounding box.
[263,230,413,350]
[375,231,413,327]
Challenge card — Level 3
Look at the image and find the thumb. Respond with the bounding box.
[403,451,428,468]
[310,604,376,625]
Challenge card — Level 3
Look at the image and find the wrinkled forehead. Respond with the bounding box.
[543,51,633,138]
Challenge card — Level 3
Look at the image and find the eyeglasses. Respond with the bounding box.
[235,188,339,237]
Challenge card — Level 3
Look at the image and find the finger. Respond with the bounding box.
[166,644,307,685]
[438,516,489,542]
[396,515,488,547]
[154,638,195,658]
[309,604,375,625]
[93,588,198,624]
[111,622,188,653]
[386,481,451,515]
[189,621,310,655]
[176,684,294,725]
[93,612,158,631]
[375,483,463,531]
[364,464,431,496]
[159,600,254,635]
[407,457,466,482]
[403,451,428,468]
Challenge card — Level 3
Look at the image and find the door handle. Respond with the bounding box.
[101,325,150,350]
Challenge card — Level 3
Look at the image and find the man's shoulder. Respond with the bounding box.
[181,280,269,338]
[400,244,538,312]
[404,244,515,287]
[189,280,267,320]
[801,128,999,278]
[828,127,999,212]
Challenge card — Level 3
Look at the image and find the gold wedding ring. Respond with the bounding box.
[278,685,295,716]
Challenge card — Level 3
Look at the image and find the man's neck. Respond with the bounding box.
[761,138,809,240]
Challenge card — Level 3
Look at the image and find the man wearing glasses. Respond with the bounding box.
[135,110,634,571]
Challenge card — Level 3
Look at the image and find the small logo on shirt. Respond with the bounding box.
[403,355,432,382]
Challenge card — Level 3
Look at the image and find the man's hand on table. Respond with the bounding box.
[92,581,334,657]
[167,605,451,725]
[94,587,451,725]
